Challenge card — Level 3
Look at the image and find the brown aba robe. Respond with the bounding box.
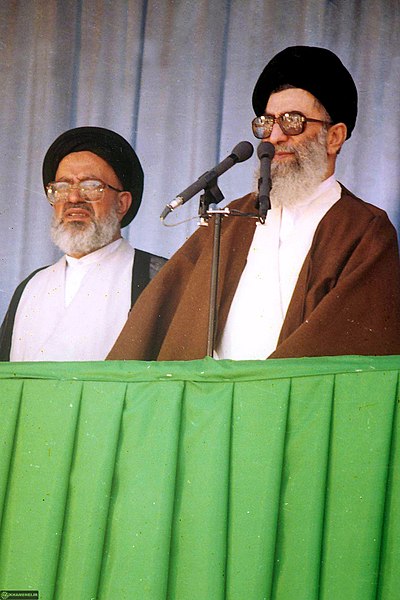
[107,186,400,361]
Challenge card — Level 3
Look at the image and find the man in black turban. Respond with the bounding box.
[107,45,400,361]
[0,126,166,361]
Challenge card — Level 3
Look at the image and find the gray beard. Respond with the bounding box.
[268,127,329,209]
[51,204,120,256]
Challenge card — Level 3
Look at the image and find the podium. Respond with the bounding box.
[0,356,399,599]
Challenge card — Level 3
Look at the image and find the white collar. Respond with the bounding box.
[66,238,123,268]
[282,175,337,211]
[280,177,340,239]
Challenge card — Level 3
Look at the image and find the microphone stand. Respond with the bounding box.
[199,177,259,357]
[190,151,273,357]
[200,199,271,356]
[198,177,225,357]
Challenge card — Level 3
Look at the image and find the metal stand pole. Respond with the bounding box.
[206,212,222,356]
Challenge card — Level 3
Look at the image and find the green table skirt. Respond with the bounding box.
[0,356,399,599]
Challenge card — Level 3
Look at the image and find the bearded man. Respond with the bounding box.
[0,126,166,361]
[107,46,400,361]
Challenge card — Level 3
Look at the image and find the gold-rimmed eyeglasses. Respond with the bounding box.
[252,111,331,139]
[46,179,123,205]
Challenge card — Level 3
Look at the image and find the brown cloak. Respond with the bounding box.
[107,187,400,361]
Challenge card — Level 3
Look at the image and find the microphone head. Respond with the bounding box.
[257,141,275,160]
[231,141,254,163]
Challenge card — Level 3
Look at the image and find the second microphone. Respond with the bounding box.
[160,141,254,220]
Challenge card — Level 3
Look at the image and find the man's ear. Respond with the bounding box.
[327,122,347,156]
[116,191,132,222]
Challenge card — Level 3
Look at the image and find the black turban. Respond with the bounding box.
[42,126,144,227]
[252,46,358,139]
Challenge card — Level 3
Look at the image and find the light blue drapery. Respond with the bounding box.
[1,0,399,319]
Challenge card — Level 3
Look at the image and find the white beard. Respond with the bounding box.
[51,204,120,256]
[268,127,330,208]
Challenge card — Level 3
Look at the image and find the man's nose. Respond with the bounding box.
[267,122,289,144]
[66,187,83,202]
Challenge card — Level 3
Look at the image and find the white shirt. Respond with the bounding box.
[10,238,135,361]
[215,177,341,359]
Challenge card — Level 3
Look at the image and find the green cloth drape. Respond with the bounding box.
[0,356,399,599]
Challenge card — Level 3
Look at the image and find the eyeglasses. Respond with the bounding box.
[252,111,331,139]
[46,179,123,205]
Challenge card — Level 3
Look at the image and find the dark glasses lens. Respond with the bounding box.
[279,112,306,135]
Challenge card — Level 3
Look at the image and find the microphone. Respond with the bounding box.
[257,141,275,223]
[160,141,254,220]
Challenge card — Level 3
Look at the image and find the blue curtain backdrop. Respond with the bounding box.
[0,0,399,319]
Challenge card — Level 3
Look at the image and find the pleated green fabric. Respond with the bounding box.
[0,356,399,599]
